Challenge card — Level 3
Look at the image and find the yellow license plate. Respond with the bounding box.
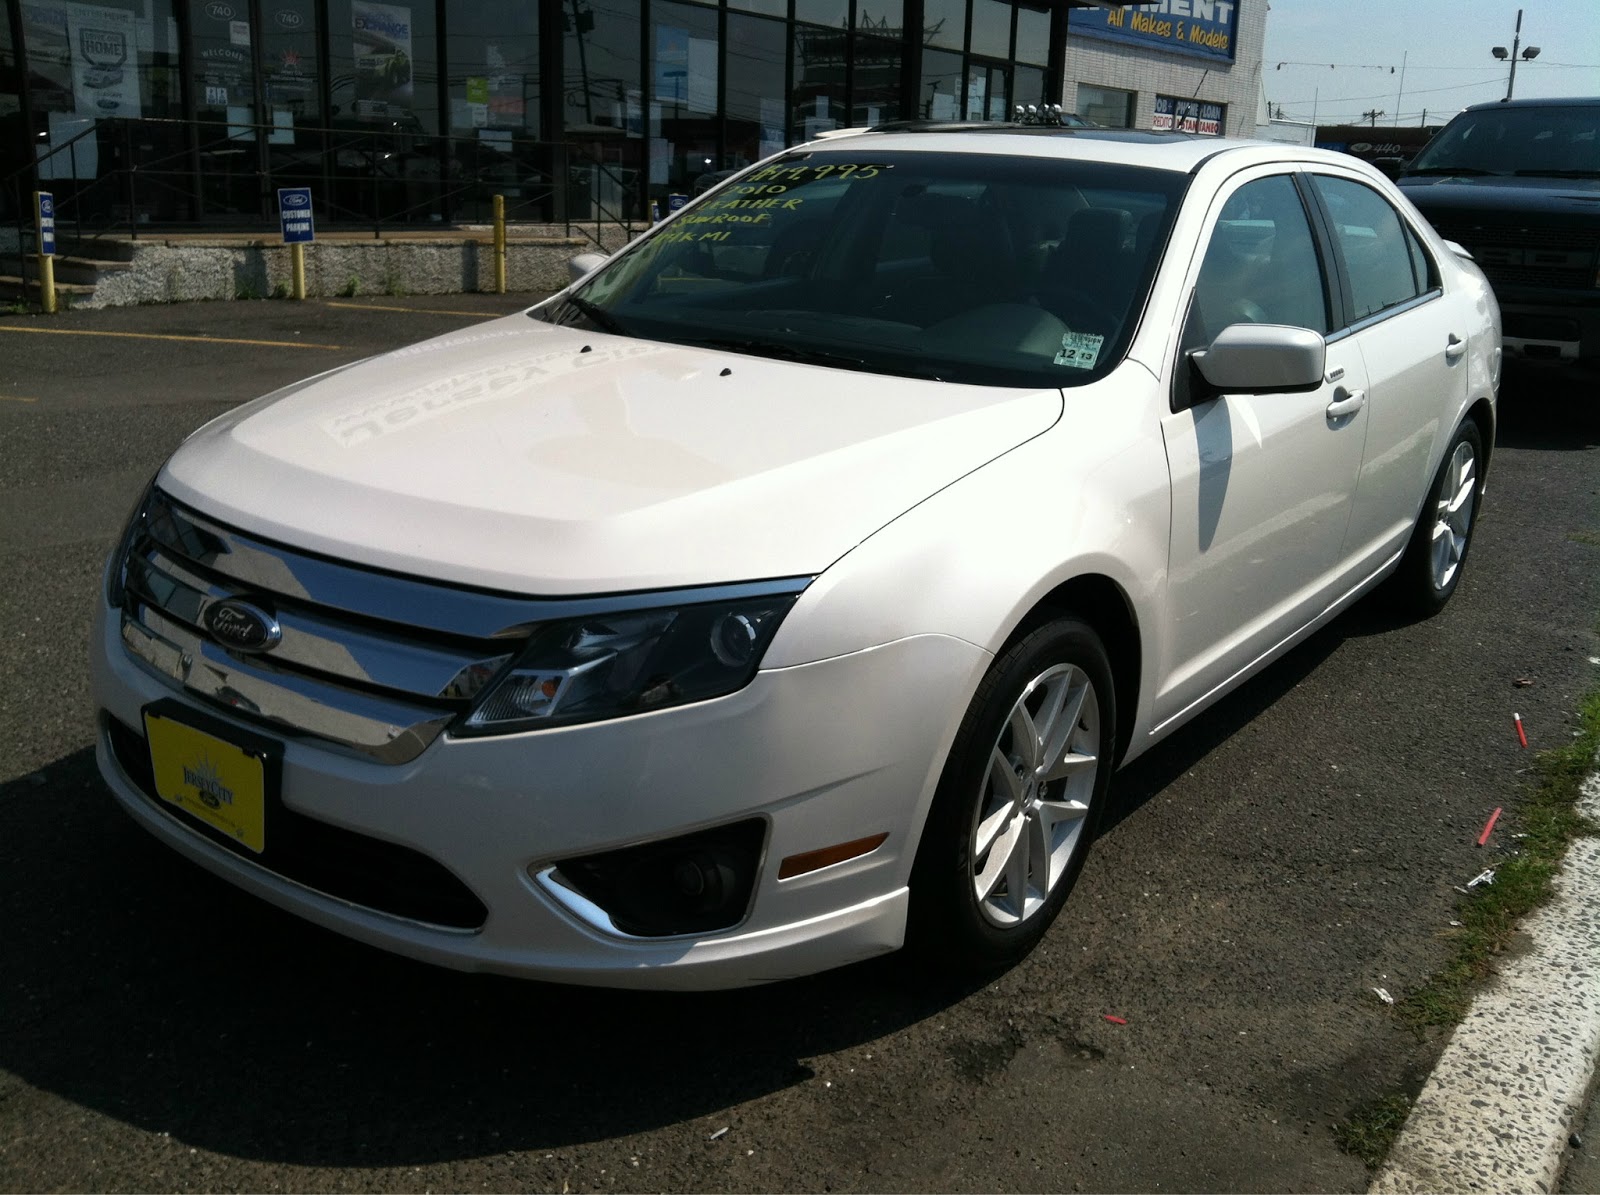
[143,711,267,854]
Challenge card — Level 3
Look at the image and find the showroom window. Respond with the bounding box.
[1077,83,1133,128]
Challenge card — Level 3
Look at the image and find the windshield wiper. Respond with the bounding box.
[685,336,869,370]
[1403,166,1501,177]
[555,294,630,336]
[1512,168,1600,179]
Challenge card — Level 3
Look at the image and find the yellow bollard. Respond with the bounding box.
[493,193,507,295]
[291,242,306,300]
[38,254,57,315]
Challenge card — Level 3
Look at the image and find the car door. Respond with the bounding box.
[1155,169,1370,730]
[1305,171,1471,576]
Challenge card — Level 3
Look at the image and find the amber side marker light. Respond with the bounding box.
[777,833,890,880]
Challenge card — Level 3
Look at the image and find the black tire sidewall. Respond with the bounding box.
[909,617,1117,970]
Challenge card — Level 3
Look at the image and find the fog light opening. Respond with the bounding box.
[778,832,890,880]
[549,818,766,937]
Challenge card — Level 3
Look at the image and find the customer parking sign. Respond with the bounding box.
[277,188,315,243]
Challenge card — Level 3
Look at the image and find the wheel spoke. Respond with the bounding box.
[988,746,1023,807]
[975,815,1022,903]
[1044,748,1098,783]
[1007,701,1042,771]
[1038,673,1087,774]
[1003,814,1033,914]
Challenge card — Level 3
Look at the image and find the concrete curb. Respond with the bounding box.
[1372,761,1600,1194]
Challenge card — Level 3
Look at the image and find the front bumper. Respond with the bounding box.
[91,599,990,989]
[1493,287,1600,365]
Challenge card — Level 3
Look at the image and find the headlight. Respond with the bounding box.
[457,584,806,735]
[105,478,157,607]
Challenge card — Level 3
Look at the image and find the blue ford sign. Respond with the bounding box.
[277,187,315,244]
[37,192,56,256]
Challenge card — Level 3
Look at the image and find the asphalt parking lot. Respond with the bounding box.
[1,297,1598,1192]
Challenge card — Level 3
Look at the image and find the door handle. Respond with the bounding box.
[1446,334,1468,360]
[1326,389,1366,419]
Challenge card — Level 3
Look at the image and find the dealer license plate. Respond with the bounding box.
[143,710,267,854]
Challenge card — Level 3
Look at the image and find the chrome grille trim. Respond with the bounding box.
[114,488,812,763]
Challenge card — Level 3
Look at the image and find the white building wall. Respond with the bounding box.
[1061,0,1269,138]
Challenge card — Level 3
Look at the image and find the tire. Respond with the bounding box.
[1389,419,1484,618]
[909,617,1117,973]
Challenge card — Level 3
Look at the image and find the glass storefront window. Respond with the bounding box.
[565,0,642,219]
[652,0,717,199]
[920,46,959,120]
[728,0,785,17]
[793,0,844,30]
[922,0,963,51]
[967,0,1008,60]
[1078,82,1133,128]
[1013,62,1044,111]
[725,12,783,170]
[791,21,843,139]
[851,21,899,126]
[1015,5,1048,66]
[445,0,536,137]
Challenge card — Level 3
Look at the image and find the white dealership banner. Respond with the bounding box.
[68,2,143,119]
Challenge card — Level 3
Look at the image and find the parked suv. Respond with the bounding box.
[1398,97,1600,369]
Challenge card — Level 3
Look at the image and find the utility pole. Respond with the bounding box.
[1362,108,1384,126]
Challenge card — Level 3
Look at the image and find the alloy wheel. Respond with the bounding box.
[969,662,1101,928]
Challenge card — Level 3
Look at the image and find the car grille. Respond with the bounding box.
[1428,220,1600,291]
[104,713,489,930]
[110,488,565,763]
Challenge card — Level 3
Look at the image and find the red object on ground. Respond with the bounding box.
[1477,806,1503,847]
[1103,1015,1127,1025]
[1514,713,1528,748]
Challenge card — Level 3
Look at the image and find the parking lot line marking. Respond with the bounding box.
[324,301,503,319]
[1,394,38,402]
[0,326,345,350]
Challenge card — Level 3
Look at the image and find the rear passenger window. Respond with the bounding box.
[1311,176,1429,320]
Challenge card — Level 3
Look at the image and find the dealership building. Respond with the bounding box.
[0,0,1266,229]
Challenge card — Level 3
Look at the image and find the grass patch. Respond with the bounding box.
[1398,688,1600,1032]
[1335,1093,1415,1169]
[1569,530,1600,549]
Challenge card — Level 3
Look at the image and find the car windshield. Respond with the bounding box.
[1406,104,1600,178]
[538,148,1187,387]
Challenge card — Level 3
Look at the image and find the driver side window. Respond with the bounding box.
[1181,174,1332,354]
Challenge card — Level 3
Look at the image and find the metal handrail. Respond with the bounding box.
[4,115,642,256]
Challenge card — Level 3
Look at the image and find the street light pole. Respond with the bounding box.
[1492,8,1541,101]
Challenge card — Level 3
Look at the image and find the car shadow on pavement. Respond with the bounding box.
[0,748,989,1168]
[1493,370,1600,451]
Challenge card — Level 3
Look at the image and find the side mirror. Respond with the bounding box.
[1189,324,1326,395]
[567,252,609,282]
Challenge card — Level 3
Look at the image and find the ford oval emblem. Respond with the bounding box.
[276,9,304,28]
[206,2,235,19]
[205,600,282,653]
[284,192,308,206]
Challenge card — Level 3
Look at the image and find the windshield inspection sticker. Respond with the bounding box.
[1054,331,1104,370]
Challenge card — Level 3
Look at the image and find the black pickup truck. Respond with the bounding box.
[1397,97,1599,370]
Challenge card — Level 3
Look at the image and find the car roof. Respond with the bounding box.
[1457,96,1600,112]
[795,125,1371,176]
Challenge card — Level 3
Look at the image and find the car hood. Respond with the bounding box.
[160,315,1063,595]
[1399,173,1600,215]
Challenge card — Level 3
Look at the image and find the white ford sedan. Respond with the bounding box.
[91,128,1500,989]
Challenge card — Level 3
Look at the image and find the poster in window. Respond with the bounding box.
[352,1,414,117]
[69,3,143,119]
